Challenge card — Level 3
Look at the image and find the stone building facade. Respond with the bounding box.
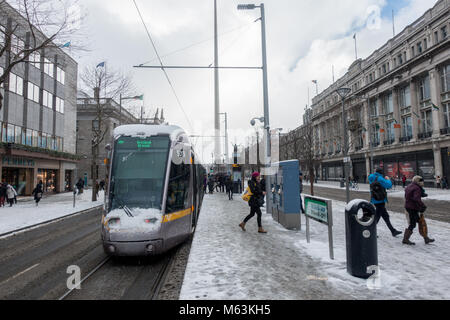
[76,94,139,187]
[0,2,78,195]
[307,0,449,187]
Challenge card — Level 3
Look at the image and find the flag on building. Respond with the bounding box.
[96,62,106,68]
[394,124,402,129]
[312,80,317,84]
[432,103,439,111]
[61,41,71,48]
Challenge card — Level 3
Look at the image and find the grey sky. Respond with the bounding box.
[72,0,438,162]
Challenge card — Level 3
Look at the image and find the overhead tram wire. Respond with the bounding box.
[139,22,254,67]
[132,0,194,131]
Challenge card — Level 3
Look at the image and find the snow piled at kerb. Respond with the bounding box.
[106,208,162,232]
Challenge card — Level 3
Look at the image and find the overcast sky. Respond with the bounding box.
[71,0,439,163]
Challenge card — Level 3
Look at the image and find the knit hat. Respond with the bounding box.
[252,172,261,179]
[375,167,383,174]
[412,176,423,184]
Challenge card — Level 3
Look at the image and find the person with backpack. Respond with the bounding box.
[403,176,435,245]
[368,168,402,237]
[239,172,267,234]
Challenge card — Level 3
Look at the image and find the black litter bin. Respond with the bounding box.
[345,200,378,279]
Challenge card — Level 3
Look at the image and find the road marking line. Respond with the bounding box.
[0,263,40,286]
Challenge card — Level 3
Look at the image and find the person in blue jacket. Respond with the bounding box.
[368,167,402,237]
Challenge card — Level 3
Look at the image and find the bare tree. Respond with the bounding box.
[297,122,320,196]
[0,0,86,110]
[80,64,135,201]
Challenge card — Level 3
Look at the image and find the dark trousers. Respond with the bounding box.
[244,206,262,228]
[227,189,233,200]
[406,208,420,232]
[374,203,396,233]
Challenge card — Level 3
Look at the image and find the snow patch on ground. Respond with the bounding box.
[180,193,450,300]
[0,191,104,236]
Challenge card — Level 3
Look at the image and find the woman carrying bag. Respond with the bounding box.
[239,172,267,234]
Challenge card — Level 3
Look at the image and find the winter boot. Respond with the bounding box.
[391,229,403,237]
[258,227,267,234]
[239,222,246,232]
[402,229,415,245]
[424,237,435,244]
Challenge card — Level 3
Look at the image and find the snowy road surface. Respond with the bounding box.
[180,193,450,300]
[0,191,105,236]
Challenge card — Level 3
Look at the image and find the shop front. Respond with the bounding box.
[1,157,35,196]
[373,150,435,187]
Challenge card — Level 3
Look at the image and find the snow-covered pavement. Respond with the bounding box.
[0,190,104,237]
[313,180,450,201]
[180,192,450,300]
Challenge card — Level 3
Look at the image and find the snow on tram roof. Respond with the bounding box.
[113,124,186,140]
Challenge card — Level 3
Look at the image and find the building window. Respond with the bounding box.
[441,64,450,93]
[418,75,431,101]
[56,97,64,113]
[8,73,23,96]
[434,31,439,44]
[27,82,40,103]
[10,34,25,57]
[442,26,447,40]
[56,67,65,85]
[43,90,53,108]
[423,38,427,51]
[30,52,41,69]
[402,116,412,138]
[421,110,432,134]
[411,46,415,57]
[383,92,393,114]
[370,99,378,116]
[386,121,395,142]
[417,42,423,54]
[443,103,450,129]
[44,58,54,77]
[399,86,411,108]
[26,129,32,146]
[7,124,14,143]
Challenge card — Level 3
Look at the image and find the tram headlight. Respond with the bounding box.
[107,218,121,228]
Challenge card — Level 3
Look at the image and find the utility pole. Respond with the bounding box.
[214,0,221,166]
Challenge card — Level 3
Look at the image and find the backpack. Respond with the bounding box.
[370,176,387,201]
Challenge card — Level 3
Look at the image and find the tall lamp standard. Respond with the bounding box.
[336,87,352,203]
[238,3,271,201]
[119,94,144,125]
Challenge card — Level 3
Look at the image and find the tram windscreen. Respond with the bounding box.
[109,136,170,211]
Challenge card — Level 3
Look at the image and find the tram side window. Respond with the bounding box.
[166,163,191,214]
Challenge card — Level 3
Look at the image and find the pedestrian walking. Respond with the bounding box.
[208,176,214,194]
[442,176,448,190]
[403,176,435,245]
[76,178,84,194]
[99,180,105,191]
[402,175,407,188]
[32,180,44,206]
[0,183,7,207]
[225,176,233,200]
[239,172,267,234]
[435,176,442,189]
[368,168,402,237]
[6,184,17,207]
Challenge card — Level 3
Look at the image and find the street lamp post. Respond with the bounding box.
[119,94,144,125]
[238,3,271,204]
[336,87,352,203]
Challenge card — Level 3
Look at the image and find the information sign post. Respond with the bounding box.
[304,195,334,260]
